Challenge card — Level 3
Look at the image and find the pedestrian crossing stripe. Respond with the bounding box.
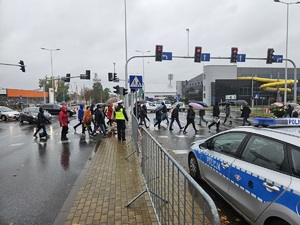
[172,150,189,154]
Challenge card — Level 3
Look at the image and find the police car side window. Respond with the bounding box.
[289,146,300,177]
[241,135,285,172]
[210,132,246,156]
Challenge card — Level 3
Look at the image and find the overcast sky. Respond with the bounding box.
[1,0,300,92]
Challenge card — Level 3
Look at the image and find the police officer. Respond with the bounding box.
[114,100,128,141]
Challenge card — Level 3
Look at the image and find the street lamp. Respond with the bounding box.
[186,28,190,56]
[136,50,150,99]
[41,47,60,103]
[274,0,300,104]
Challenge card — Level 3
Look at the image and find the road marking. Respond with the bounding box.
[9,143,24,147]
[172,150,189,154]
[157,136,169,138]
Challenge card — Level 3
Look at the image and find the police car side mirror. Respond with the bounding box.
[199,142,209,149]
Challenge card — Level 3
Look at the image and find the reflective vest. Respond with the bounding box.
[115,108,125,120]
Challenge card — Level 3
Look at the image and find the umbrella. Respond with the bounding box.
[106,97,118,105]
[273,102,284,107]
[196,101,208,107]
[188,102,204,110]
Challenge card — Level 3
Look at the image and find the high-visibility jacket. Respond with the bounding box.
[115,108,125,120]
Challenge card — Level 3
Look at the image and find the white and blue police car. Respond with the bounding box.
[188,118,300,225]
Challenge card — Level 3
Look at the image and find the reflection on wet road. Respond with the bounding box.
[0,117,100,225]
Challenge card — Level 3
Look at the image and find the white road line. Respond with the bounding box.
[157,136,169,138]
[172,150,189,154]
[9,143,25,147]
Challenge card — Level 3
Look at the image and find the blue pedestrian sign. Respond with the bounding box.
[254,93,259,99]
[273,55,283,63]
[162,52,172,60]
[129,75,143,89]
[237,54,246,62]
[201,53,210,61]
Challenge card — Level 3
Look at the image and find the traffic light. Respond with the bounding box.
[86,70,91,79]
[194,46,202,63]
[155,45,163,62]
[19,60,25,72]
[230,47,238,63]
[266,48,274,64]
[66,73,71,82]
[113,73,118,82]
[108,72,113,81]
[123,88,128,96]
[113,85,119,94]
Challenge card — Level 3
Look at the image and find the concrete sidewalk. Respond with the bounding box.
[54,133,158,225]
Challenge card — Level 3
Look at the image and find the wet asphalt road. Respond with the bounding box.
[0,117,100,225]
[0,110,249,225]
[145,111,250,225]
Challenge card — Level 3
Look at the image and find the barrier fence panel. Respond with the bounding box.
[129,116,220,225]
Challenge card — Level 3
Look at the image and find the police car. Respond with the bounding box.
[188,118,300,225]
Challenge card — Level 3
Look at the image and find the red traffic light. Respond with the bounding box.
[194,46,202,63]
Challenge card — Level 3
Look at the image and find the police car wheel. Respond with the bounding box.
[188,154,200,181]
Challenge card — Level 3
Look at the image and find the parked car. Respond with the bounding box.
[39,104,76,116]
[145,101,157,113]
[0,106,20,121]
[188,118,300,225]
[19,107,52,124]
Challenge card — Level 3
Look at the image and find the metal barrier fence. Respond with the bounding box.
[128,115,220,225]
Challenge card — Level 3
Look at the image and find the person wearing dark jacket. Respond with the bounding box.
[169,104,184,131]
[73,104,84,133]
[59,106,69,140]
[183,104,198,134]
[223,104,232,125]
[208,103,220,132]
[139,104,150,128]
[33,107,51,139]
[161,102,169,124]
[198,108,208,126]
[154,107,163,129]
[92,104,107,137]
[241,105,251,126]
[285,104,293,118]
[114,100,128,141]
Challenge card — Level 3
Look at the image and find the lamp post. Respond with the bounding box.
[186,28,190,56]
[274,0,300,104]
[136,50,150,99]
[41,47,60,103]
[124,0,128,105]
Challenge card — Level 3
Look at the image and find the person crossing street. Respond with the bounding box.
[33,106,51,139]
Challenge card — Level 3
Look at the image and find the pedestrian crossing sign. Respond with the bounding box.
[129,75,143,89]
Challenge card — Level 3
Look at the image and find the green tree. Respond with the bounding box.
[91,82,103,103]
[102,88,110,102]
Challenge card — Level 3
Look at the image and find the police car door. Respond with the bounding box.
[200,132,247,198]
[228,135,291,222]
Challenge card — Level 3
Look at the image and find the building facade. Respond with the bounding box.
[179,65,300,106]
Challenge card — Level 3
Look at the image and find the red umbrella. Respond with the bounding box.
[106,97,118,105]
